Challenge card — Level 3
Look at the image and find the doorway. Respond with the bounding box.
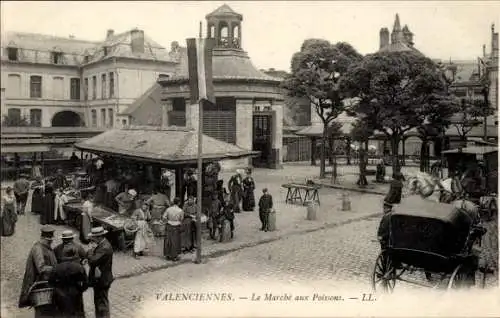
[252,113,273,168]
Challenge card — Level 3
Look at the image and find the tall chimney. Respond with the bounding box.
[106,29,115,40]
[379,28,389,49]
[130,28,145,54]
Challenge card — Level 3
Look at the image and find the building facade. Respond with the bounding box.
[127,5,285,169]
[1,29,179,129]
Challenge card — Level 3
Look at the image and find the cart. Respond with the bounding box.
[442,146,498,220]
[372,197,491,292]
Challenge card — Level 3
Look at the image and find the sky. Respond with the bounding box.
[1,1,499,72]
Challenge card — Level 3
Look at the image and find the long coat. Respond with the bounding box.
[49,260,88,318]
[18,240,57,308]
[87,238,114,288]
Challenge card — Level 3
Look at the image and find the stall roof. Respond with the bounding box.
[442,146,498,155]
[1,145,50,154]
[74,127,259,165]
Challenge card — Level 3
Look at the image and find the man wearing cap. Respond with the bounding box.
[115,189,137,215]
[19,225,58,317]
[54,230,87,264]
[13,173,30,215]
[87,226,114,318]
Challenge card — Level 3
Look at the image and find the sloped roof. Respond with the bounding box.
[74,127,259,165]
[120,83,161,115]
[2,31,99,54]
[450,60,479,83]
[206,4,242,19]
[167,50,280,82]
[378,41,422,54]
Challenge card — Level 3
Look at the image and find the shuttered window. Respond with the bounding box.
[202,97,236,144]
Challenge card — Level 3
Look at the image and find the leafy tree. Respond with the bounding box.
[282,39,363,178]
[341,50,456,176]
[349,119,375,185]
[450,97,493,146]
[2,114,30,127]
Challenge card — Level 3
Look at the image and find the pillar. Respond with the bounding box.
[310,137,316,166]
[186,102,199,131]
[161,99,173,128]
[272,101,284,168]
[175,167,184,204]
[235,99,253,167]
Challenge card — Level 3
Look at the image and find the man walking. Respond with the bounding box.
[258,188,273,232]
[18,226,58,317]
[87,227,114,318]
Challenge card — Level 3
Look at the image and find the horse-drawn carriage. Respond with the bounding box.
[441,146,498,220]
[373,196,491,292]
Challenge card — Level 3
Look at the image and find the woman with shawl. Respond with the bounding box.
[242,168,256,211]
[228,169,244,213]
[1,187,18,236]
[30,176,45,215]
[131,202,153,259]
[41,182,55,225]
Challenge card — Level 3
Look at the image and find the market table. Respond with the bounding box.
[282,183,321,206]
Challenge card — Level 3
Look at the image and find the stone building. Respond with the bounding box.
[0,29,178,128]
[126,5,285,169]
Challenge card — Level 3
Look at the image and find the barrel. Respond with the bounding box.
[306,201,317,220]
[267,209,276,231]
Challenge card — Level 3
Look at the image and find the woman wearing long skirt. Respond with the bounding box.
[79,193,93,244]
[228,170,243,213]
[41,183,55,225]
[1,187,18,236]
[162,198,184,261]
[242,168,256,211]
[30,177,44,214]
[131,202,153,259]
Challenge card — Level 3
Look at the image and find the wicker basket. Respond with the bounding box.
[28,281,53,307]
[150,220,166,237]
[123,220,139,236]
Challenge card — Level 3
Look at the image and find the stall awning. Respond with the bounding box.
[1,145,50,154]
[74,127,260,165]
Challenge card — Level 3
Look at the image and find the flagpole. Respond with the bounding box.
[195,21,203,264]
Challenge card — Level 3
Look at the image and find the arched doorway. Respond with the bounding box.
[51,111,84,127]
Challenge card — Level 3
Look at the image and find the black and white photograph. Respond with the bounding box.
[0,1,498,317]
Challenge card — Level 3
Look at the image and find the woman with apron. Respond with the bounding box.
[80,193,93,244]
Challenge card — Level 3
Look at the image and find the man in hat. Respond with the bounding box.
[383,172,405,214]
[53,168,68,190]
[258,188,273,232]
[87,226,114,318]
[54,230,87,264]
[19,225,58,317]
[13,173,30,215]
[115,189,137,215]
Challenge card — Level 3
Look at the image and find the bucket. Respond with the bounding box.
[267,209,276,231]
[306,201,317,220]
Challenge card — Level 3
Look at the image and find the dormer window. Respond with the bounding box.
[7,47,18,61]
[51,52,63,64]
[83,55,90,63]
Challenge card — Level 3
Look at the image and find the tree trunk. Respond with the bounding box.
[331,139,337,184]
[391,135,401,177]
[419,139,428,172]
[328,136,333,165]
[346,137,351,165]
[319,124,327,178]
[310,137,316,166]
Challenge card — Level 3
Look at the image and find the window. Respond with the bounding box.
[7,48,18,61]
[100,109,106,127]
[52,77,64,99]
[109,72,114,98]
[83,55,89,64]
[30,109,42,127]
[92,76,96,100]
[7,74,21,98]
[108,108,114,128]
[70,78,80,100]
[7,108,21,122]
[51,52,63,64]
[30,75,42,98]
[84,78,89,100]
[169,98,187,127]
[91,110,97,127]
[101,74,106,99]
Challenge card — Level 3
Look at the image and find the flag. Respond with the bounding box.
[186,37,215,105]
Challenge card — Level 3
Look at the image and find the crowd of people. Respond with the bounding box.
[18,226,114,318]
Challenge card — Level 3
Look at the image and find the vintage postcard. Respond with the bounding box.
[1,1,499,317]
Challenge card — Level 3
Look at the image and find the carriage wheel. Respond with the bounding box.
[447,264,474,290]
[372,253,397,292]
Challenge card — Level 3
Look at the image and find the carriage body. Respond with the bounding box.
[386,198,478,273]
[373,197,488,291]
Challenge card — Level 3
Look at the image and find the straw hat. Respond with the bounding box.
[60,230,76,240]
[128,189,137,197]
[88,226,108,237]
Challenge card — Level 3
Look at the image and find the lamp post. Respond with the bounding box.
[440,61,456,178]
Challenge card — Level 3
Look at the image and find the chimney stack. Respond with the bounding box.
[130,28,145,54]
[106,29,114,40]
[379,28,389,49]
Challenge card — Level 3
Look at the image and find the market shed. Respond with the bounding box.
[74,126,259,198]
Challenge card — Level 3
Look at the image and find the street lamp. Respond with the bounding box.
[439,61,457,178]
